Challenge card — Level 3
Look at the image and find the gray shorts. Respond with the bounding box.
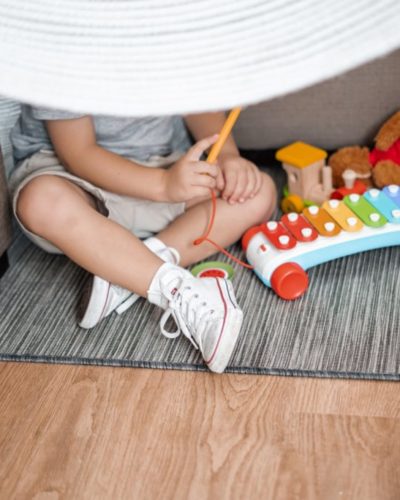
[9,150,186,254]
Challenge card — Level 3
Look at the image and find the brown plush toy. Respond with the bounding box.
[329,110,400,189]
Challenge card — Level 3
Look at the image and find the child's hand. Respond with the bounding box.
[218,153,262,204]
[163,134,221,203]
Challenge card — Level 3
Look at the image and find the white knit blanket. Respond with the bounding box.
[1,0,400,115]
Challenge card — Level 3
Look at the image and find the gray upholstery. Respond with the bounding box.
[0,98,19,258]
[234,49,400,150]
[0,150,12,256]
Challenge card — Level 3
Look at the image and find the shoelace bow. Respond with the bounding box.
[159,284,215,351]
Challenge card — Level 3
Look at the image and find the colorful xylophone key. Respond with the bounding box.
[242,186,400,300]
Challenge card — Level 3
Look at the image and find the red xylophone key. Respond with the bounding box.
[263,221,297,250]
[281,212,319,242]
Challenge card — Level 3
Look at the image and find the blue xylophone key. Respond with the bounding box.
[364,189,400,223]
[383,185,400,208]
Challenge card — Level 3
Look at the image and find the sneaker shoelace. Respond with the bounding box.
[159,284,215,351]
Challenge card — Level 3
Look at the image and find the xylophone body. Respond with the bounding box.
[242,185,400,300]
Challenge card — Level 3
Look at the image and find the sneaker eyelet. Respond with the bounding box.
[194,294,199,298]
[202,302,207,306]
[210,309,215,314]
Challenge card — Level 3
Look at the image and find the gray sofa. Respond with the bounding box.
[235,48,400,150]
[0,150,12,274]
[0,48,399,276]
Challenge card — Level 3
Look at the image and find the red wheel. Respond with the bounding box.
[270,262,308,300]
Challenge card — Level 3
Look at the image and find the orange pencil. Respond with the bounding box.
[206,107,242,163]
[194,105,255,271]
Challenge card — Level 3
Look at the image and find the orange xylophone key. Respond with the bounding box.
[303,206,341,237]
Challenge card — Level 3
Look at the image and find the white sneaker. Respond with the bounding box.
[78,238,179,329]
[154,265,243,373]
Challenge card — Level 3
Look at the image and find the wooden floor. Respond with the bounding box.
[0,363,399,500]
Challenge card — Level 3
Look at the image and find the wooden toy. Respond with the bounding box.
[276,141,333,213]
[242,185,400,300]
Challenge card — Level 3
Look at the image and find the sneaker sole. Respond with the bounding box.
[78,277,111,329]
[205,278,243,374]
[206,309,243,374]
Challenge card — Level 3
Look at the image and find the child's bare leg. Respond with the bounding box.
[17,175,162,297]
[16,173,261,373]
[157,173,277,267]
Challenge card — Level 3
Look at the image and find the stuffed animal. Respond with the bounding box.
[329,111,400,189]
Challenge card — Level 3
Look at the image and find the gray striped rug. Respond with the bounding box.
[1,166,400,379]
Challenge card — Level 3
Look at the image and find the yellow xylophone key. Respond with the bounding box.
[322,199,364,232]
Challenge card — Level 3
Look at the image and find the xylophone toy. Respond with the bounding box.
[242,185,400,300]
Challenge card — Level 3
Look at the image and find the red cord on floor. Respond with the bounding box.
[193,188,255,270]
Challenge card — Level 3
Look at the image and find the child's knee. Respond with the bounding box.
[250,173,277,223]
[261,172,278,204]
[17,175,69,233]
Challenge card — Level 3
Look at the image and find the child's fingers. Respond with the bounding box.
[191,186,214,199]
[228,169,249,203]
[222,170,238,202]
[244,165,262,198]
[193,161,219,178]
[239,171,257,201]
[192,172,217,189]
[186,134,219,161]
[240,166,260,200]
[216,169,225,191]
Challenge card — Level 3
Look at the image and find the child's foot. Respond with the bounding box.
[148,263,243,373]
[78,237,179,329]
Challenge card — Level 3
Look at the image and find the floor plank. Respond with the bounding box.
[0,362,399,499]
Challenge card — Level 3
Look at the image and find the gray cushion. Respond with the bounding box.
[234,49,400,150]
[0,149,12,255]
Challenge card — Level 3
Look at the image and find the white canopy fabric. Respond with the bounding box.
[1,0,400,116]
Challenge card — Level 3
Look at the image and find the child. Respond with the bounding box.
[9,107,277,373]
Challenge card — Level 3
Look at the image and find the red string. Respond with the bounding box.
[193,188,255,269]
